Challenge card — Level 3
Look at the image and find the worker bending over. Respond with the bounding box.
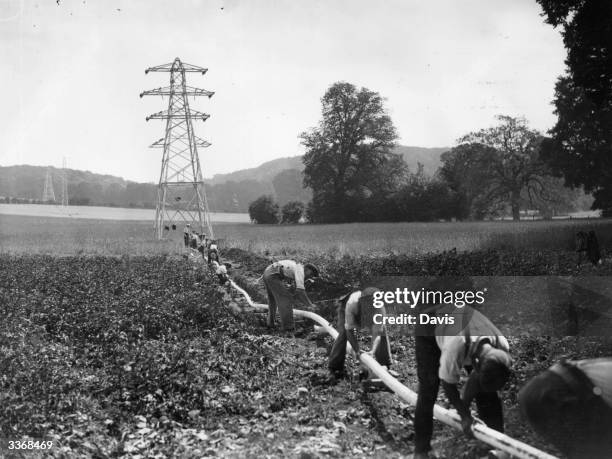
[208,240,220,264]
[189,230,199,250]
[519,357,612,458]
[211,260,229,286]
[262,260,319,331]
[414,302,512,459]
[328,287,392,381]
[197,233,207,257]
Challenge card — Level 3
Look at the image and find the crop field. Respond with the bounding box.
[2,214,612,457]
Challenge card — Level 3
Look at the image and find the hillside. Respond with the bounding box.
[0,146,448,212]
[208,156,303,185]
[394,146,448,175]
[0,165,157,208]
[208,146,448,185]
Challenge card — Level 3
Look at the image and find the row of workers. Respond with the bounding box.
[261,258,612,459]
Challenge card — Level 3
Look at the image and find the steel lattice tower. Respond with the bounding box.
[141,58,215,240]
[61,157,69,206]
[42,168,56,202]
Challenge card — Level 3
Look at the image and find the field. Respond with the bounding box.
[0,204,250,223]
[219,218,612,258]
[2,214,612,458]
[2,214,611,257]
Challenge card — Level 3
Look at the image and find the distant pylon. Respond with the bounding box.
[141,57,215,240]
[61,157,69,206]
[42,168,56,202]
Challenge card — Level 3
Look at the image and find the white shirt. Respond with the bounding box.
[344,290,387,333]
[345,291,363,330]
[268,260,306,289]
[434,307,509,384]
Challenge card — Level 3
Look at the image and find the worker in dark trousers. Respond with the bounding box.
[262,260,319,331]
[189,230,199,250]
[328,287,392,381]
[197,233,207,258]
[183,225,190,247]
[519,357,612,459]
[576,230,602,265]
[413,302,512,459]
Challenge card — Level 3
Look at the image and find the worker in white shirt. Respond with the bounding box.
[519,357,612,458]
[328,287,392,381]
[414,303,512,459]
[208,239,220,264]
[210,260,229,285]
[262,260,319,330]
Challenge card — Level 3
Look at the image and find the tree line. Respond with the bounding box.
[0,166,308,213]
[251,1,612,224]
[249,83,592,224]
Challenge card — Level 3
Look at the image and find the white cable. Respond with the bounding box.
[227,278,558,459]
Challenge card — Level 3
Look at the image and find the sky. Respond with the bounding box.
[1,0,566,183]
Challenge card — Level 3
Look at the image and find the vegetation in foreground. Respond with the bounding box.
[4,255,396,458]
[3,247,612,458]
[3,216,612,457]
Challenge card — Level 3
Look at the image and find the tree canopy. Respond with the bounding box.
[300,82,403,223]
[536,0,612,210]
[441,116,563,220]
[281,201,305,224]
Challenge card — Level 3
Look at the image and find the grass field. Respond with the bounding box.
[220,219,612,257]
[2,214,611,257]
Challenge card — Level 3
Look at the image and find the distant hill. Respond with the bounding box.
[0,165,157,208]
[0,146,448,212]
[208,156,303,185]
[208,145,448,186]
[393,146,449,175]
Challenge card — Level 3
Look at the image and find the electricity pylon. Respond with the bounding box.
[61,157,69,206]
[140,57,215,240]
[42,168,56,202]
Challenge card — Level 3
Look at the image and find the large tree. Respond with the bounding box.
[444,116,554,221]
[536,0,612,210]
[300,82,401,223]
[439,144,498,220]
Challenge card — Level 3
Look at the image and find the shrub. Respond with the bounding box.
[248,195,279,224]
[281,201,304,224]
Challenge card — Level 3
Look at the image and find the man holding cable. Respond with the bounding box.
[328,287,393,382]
[262,260,319,331]
[413,278,512,459]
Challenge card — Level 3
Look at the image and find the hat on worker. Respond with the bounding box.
[358,287,382,311]
[361,287,381,298]
[304,263,319,278]
[479,348,512,391]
